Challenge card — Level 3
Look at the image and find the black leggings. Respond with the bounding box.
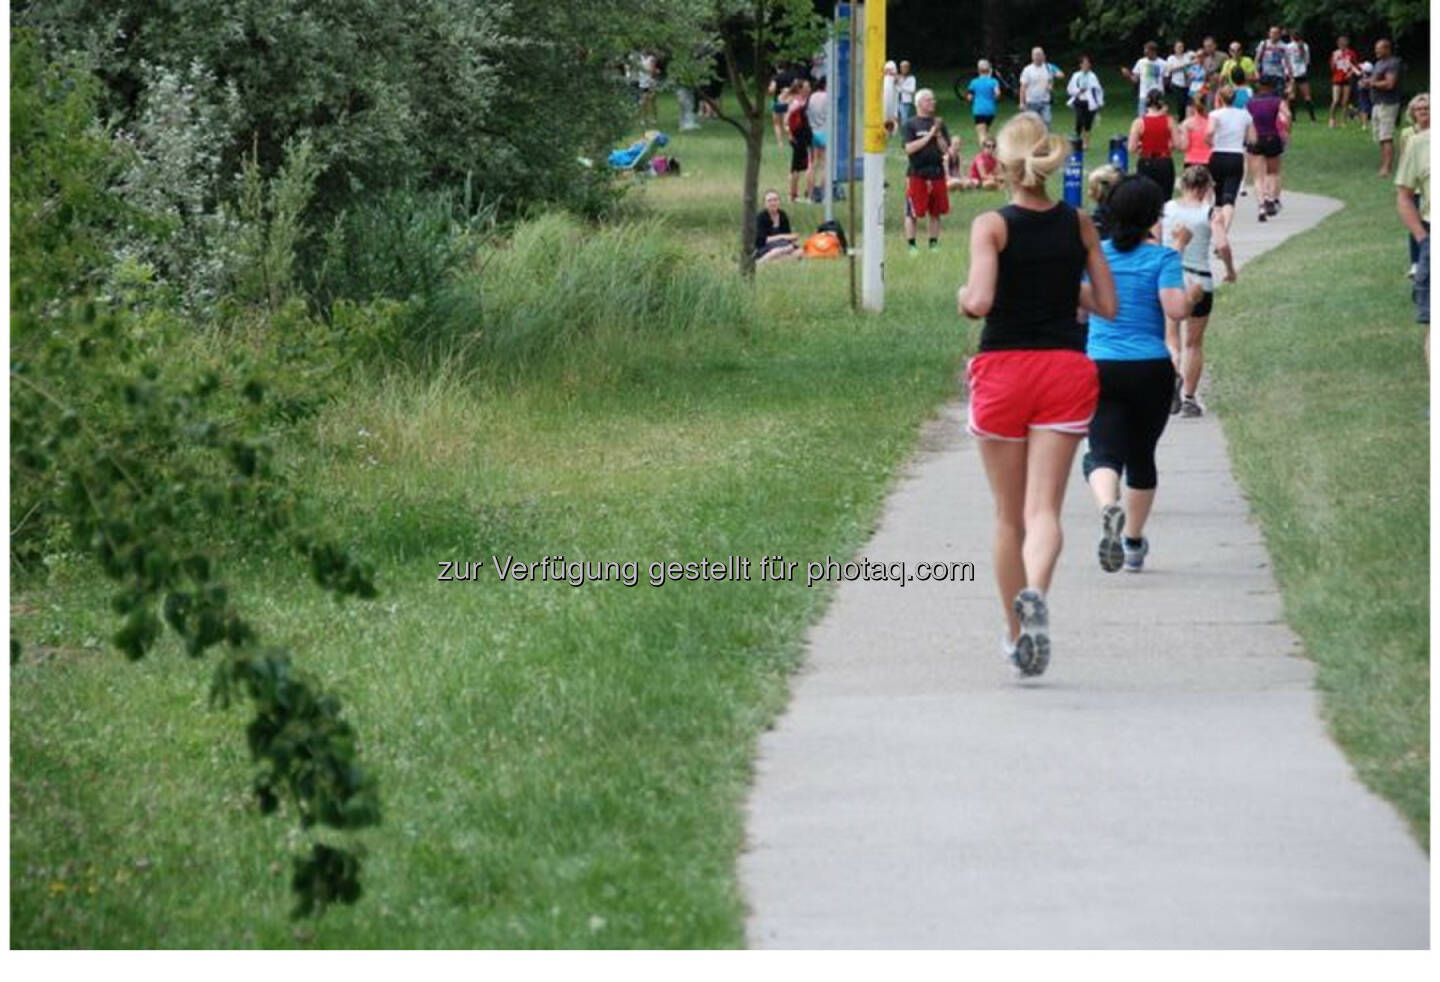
[1084,358,1175,490]
[1136,156,1176,200]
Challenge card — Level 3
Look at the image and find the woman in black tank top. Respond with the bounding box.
[957,111,1116,678]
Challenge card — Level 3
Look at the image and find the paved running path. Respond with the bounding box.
[740,191,1430,948]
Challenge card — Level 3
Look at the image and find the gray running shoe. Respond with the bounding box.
[1098,503,1125,572]
[1123,537,1150,573]
[1011,588,1051,677]
[1180,397,1203,418]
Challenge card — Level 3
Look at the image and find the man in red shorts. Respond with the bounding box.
[902,88,951,254]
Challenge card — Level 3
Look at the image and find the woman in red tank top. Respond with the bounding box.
[1128,89,1180,199]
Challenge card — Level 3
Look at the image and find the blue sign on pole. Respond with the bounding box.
[833,3,862,183]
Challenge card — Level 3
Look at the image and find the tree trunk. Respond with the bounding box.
[981,0,1007,58]
[739,120,765,278]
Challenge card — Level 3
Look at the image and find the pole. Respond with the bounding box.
[861,0,885,312]
[847,4,858,312]
[823,33,835,223]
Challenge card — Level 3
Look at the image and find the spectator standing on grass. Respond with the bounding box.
[1329,36,1361,127]
[1129,89,1182,200]
[1255,25,1291,89]
[1399,94,1429,278]
[883,61,901,136]
[638,51,660,125]
[1198,36,1223,101]
[1220,41,1257,88]
[902,89,951,254]
[1122,41,1167,118]
[786,78,814,203]
[1395,94,1430,363]
[807,78,829,202]
[1083,175,1191,576]
[1165,41,1195,119]
[956,110,1117,677]
[967,60,1004,144]
[1068,54,1105,151]
[1356,60,1375,126]
[1286,30,1316,122]
[770,62,799,151]
[1367,40,1403,177]
[898,61,918,125]
[1020,47,1064,128]
[755,189,802,264]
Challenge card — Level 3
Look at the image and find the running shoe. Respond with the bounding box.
[1257,210,1268,222]
[1098,503,1125,573]
[1169,375,1182,414]
[929,240,940,253]
[907,244,920,257]
[1011,588,1051,677]
[1264,199,1278,216]
[1180,397,1203,418]
[1122,537,1149,573]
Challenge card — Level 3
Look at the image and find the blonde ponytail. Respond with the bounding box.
[996,112,1069,190]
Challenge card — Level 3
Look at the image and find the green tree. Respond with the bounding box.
[11,30,382,917]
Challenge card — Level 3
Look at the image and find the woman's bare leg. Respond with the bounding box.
[977,438,1028,641]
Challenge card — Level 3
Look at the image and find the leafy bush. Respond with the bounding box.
[11,30,382,918]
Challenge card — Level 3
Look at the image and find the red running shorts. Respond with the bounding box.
[966,348,1099,440]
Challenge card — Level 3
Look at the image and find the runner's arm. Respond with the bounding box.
[958,212,1005,317]
[1077,211,1117,318]
[1397,187,1428,241]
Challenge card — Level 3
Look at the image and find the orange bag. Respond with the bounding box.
[803,231,842,258]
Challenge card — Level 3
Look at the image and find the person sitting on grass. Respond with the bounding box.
[945,139,968,190]
[968,136,1001,190]
[755,189,802,263]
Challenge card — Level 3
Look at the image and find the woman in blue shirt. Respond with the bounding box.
[966,60,1004,146]
[1082,175,1193,572]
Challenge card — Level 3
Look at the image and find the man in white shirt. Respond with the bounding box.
[1019,47,1064,128]
[1121,41,1167,117]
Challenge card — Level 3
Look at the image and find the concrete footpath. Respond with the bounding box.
[740,191,1430,948]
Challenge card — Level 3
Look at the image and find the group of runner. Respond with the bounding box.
[948,28,1394,680]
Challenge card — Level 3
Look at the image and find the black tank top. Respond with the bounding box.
[979,202,1088,352]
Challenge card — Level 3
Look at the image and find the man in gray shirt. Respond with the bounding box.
[1368,38,1403,176]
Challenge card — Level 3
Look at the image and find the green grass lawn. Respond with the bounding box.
[10,73,1428,946]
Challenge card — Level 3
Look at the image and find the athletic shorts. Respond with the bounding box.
[966,348,1099,441]
[790,134,811,173]
[975,113,995,126]
[906,175,950,218]
[1207,151,1245,207]
[1250,134,1285,158]
[1184,270,1215,317]
[1373,102,1400,141]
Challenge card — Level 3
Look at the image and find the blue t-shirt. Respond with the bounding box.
[1233,86,1252,109]
[1087,242,1183,361]
[969,76,1000,116]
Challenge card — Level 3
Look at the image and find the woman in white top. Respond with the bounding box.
[1286,32,1316,121]
[1161,166,1238,417]
[1067,54,1105,149]
[1164,41,1194,118]
[1204,84,1257,230]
